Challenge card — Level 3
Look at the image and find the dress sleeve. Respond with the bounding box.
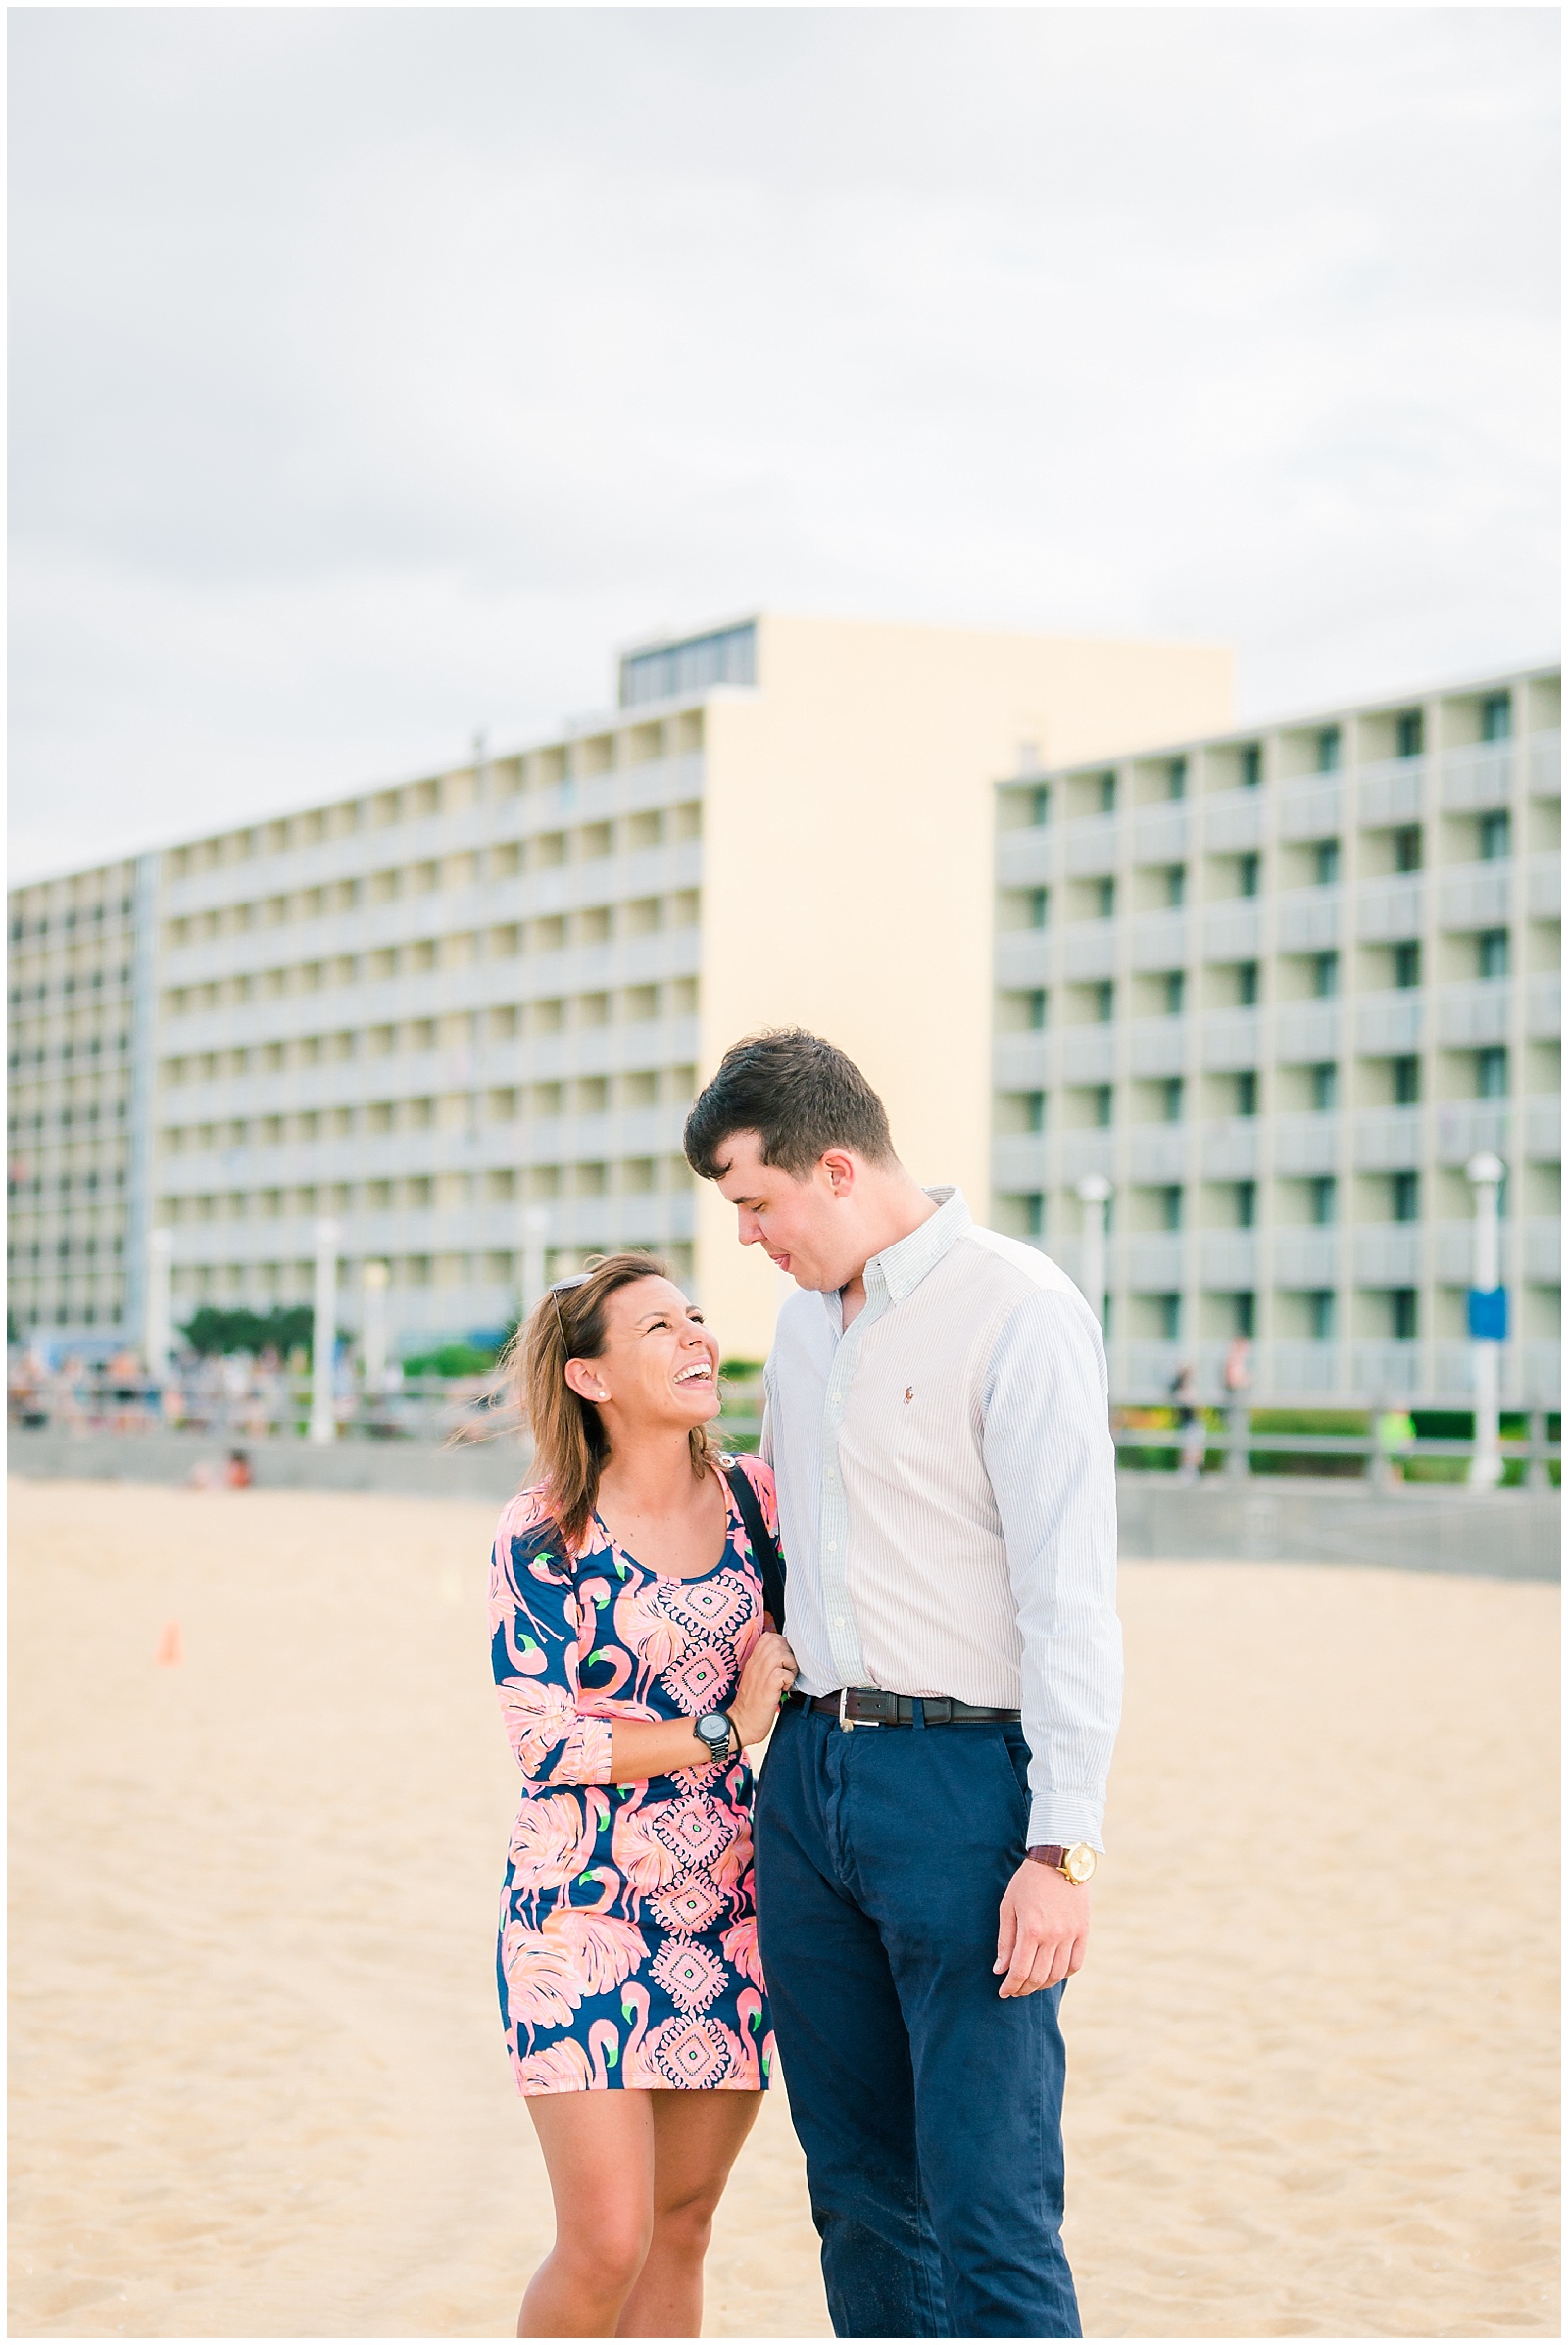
[732,1449,781,1546]
[489,1490,613,1788]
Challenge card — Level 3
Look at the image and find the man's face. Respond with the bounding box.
[711,1131,857,1293]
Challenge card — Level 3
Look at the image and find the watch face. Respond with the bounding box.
[1062,1844,1097,1884]
[696,1714,728,1750]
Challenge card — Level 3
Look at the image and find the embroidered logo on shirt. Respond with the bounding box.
[904,1387,914,1403]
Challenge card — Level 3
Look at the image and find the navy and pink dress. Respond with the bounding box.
[489,1454,778,2095]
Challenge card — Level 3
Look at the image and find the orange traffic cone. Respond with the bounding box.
[156,1620,184,1668]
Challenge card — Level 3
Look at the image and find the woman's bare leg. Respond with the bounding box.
[616,2091,763,2339]
[519,2092,657,2337]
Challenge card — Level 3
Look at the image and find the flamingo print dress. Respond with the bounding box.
[490,1453,777,2096]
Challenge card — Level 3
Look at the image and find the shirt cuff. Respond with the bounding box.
[1027,1796,1104,1855]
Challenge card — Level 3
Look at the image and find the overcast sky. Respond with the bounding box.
[10,6,1559,882]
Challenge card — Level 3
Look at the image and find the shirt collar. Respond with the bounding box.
[824,1186,971,1330]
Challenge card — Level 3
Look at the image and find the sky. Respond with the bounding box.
[9,6,1559,882]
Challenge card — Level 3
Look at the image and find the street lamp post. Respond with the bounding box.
[1074,1174,1113,1331]
[1465,1151,1506,1488]
[520,1206,552,1328]
[145,1227,172,1380]
[362,1259,389,1393]
[309,1219,342,1448]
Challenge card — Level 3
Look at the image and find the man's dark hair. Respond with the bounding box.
[683,1028,897,1182]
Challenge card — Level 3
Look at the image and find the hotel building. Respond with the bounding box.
[8,613,1232,1365]
[991,663,1561,1403]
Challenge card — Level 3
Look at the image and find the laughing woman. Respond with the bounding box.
[490,1252,796,2339]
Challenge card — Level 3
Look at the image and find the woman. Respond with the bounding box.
[490,1251,796,2339]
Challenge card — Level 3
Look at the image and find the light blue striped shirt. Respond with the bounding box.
[761,1187,1122,1848]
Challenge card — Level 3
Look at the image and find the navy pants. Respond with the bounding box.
[754,1703,1082,2340]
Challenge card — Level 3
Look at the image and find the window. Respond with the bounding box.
[1094,1085,1113,1128]
[1396,711,1424,758]
[1028,786,1050,826]
[1157,1185,1184,1231]
[1479,810,1510,861]
[1392,1171,1419,1223]
[1314,839,1341,887]
[1024,990,1048,1029]
[1235,1180,1256,1229]
[1312,952,1339,999]
[1393,826,1422,873]
[1310,1176,1338,1226]
[1393,941,1421,990]
[1157,1295,1181,1340]
[1238,961,1259,1007]
[1234,1292,1255,1338]
[1235,1071,1257,1118]
[1166,865,1186,907]
[1391,1289,1418,1340]
[1027,888,1049,929]
[1098,773,1117,814]
[1163,970,1185,1015]
[1094,982,1114,1024]
[1167,757,1187,801]
[1239,854,1259,899]
[1161,1078,1184,1123]
[1480,693,1512,743]
[1018,1194,1045,1237]
[1310,1063,1338,1112]
[1239,745,1261,789]
[1308,1291,1336,1341]
[1021,1093,1046,1132]
[1095,879,1115,919]
[1479,929,1509,980]
[1477,1047,1508,1099]
[1316,728,1342,774]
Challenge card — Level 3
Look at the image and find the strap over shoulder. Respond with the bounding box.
[723,1459,787,1631]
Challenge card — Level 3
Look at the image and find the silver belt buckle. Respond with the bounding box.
[839,1686,879,1732]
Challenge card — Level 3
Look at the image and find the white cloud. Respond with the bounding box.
[9,6,1558,878]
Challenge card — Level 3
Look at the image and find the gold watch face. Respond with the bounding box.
[1061,1843,1097,1885]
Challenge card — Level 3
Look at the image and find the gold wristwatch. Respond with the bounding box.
[1027,1842,1097,1885]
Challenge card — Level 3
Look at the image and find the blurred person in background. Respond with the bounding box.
[1170,1363,1205,1482]
[685,1031,1121,2343]
[490,1251,797,2339]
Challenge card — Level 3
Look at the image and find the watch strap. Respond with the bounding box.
[1027,1844,1070,1868]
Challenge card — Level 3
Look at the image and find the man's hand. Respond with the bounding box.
[994,1859,1092,1998]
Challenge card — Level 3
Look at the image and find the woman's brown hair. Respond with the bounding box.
[508,1251,713,1550]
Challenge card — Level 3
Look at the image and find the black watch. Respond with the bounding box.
[693,1711,736,1762]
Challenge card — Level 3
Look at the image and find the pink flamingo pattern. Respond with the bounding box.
[491,1453,780,2097]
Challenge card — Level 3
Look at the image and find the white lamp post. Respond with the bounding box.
[1075,1174,1113,1330]
[520,1205,552,1326]
[1465,1151,1505,1488]
[362,1259,389,1392]
[309,1218,342,1447]
[145,1227,173,1378]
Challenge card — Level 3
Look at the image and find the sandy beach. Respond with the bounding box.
[8,1478,1558,2338]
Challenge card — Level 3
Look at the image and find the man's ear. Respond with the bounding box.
[564,1357,608,1404]
[820,1148,858,1198]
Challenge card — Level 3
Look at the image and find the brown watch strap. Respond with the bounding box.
[1027,1844,1069,1868]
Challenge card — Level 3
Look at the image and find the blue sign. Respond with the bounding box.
[1466,1286,1508,1341]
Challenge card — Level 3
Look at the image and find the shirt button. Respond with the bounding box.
[827,1542,837,1553]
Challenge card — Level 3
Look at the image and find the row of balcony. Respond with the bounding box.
[1103,1337,1560,1405]
[1029,1219,1560,1294]
[992,1099,1560,1187]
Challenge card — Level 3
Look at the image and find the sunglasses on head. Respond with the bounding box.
[549,1273,590,1351]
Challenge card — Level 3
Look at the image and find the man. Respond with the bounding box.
[683,1029,1121,2341]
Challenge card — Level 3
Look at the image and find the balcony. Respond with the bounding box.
[1275,1002,1341,1063]
[1434,1100,1509,1164]
[1356,876,1423,941]
[1127,910,1189,971]
[996,827,1054,886]
[1527,974,1561,1039]
[1275,889,1341,952]
[1061,1028,1115,1083]
[1202,791,1263,853]
[1202,902,1261,960]
[1271,1113,1341,1174]
[1432,1221,1476,1283]
[1356,758,1427,826]
[1523,1217,1561,1281]
[1439,741,1515,811]
[992,1031,1052,1088]
[1126,1017,1187,1078]
[1434,980,1511,1047]
[1353,1107,1423,1170]
[1528,730,1560,799]
[1524,1098,1561,1163]
[1061,924,1116,980]
[1123,1126,1188,1180]
[1200,1010,1260,1071]
[1130,806,1189,866]
[1528,855,1561,918]
[1277,1230,1343,1285]
[991,1134,1049,1193]
[1438,862,1511,930]
[1277,778,1344,841]
[1350,1226,1420,1285]
[1062,815,1120,877]
[1126,1234,1185,1291]
[1355,992,1423,1053]
[1060,1130,1115,1182]
[996,930,1051,987]
[1199,1232,1258,1288]
[1200,1118,1260,1177]
[1267,1340,1345,1393]
[1349,1342,1424,1397]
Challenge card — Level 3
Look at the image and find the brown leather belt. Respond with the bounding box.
[785,1687,1021,1729]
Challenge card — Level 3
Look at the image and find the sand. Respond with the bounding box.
[8,1479,1558,2340]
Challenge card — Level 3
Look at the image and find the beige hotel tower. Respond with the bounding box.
[7,615,1233,1366]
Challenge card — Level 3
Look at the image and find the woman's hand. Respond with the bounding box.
[728,1630,798,1747]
